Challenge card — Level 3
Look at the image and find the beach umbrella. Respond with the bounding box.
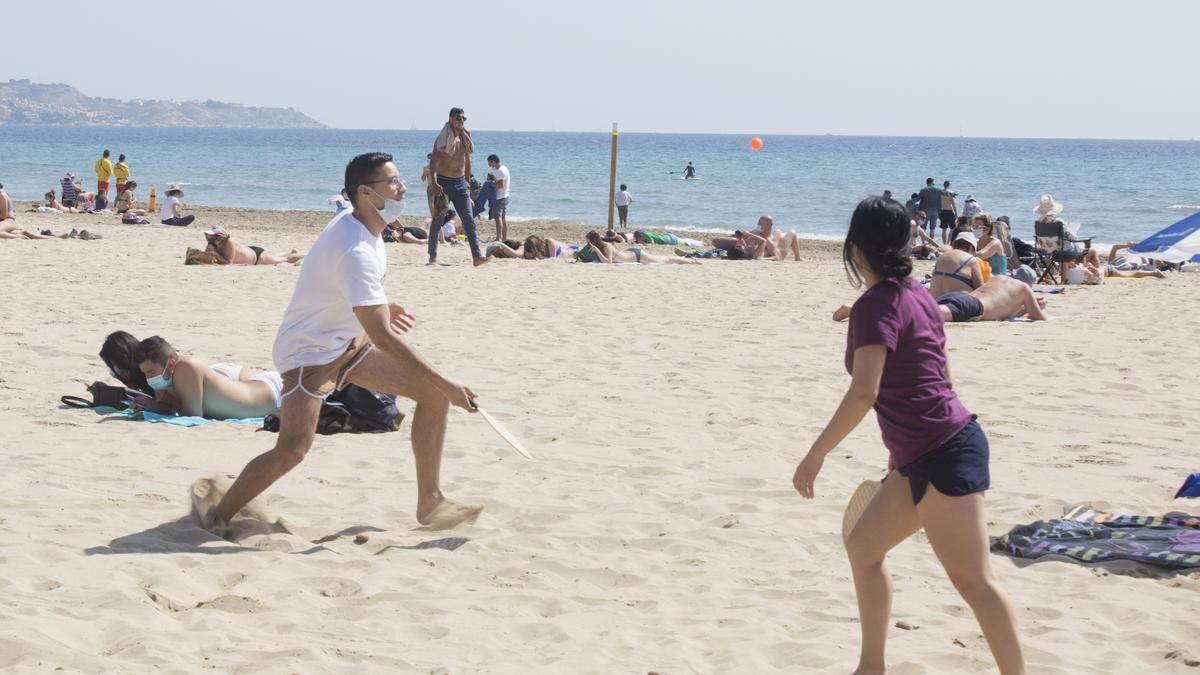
[1129,210,1200,263]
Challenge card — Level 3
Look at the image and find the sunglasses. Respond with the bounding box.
[455,115,467,122]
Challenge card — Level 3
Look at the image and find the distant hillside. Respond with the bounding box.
[0,79,326,129]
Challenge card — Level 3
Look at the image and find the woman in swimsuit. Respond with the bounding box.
[204,227,304,265]
[929,231,984,298]
[972,214,1010,277]
[576,230,699,264]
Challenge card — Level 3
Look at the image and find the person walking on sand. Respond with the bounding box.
[94,149,113,196]
[615,183,633,228]
[200,152,482,534]
[487,154,510,243]
[939,180,957,239]
[793,196,1025,674]
[114,154,131,194]
[427,107,488,266]
[917,177,942,237]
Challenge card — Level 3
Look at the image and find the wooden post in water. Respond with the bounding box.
[607,123,618,230]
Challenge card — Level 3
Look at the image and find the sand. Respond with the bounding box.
[1,204,1199,673]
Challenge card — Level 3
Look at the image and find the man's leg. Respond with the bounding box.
[214,391,322,524]
[344,349,481,528]
[427,210,443,262]
[444,178,485,262]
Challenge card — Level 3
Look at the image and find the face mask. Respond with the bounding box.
[369,188,406,223]
[974,228,986,238]
[146,360,173,390]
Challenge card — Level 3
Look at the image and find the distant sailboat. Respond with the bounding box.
[959,126,964,138]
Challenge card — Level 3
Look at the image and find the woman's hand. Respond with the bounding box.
[793,451,825,499]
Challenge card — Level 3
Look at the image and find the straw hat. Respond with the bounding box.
[1033,194,1063,216]
[842,480,881,542]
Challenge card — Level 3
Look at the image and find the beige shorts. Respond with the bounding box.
[281,335,374,400]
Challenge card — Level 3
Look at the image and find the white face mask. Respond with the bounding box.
[369,187,406,223]
[146,360,174,390]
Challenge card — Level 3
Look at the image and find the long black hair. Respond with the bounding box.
[100,330,152,395]
[843,196,913,287]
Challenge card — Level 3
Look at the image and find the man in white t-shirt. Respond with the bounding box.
[204,152,481,533]
[615,183,633,228]
[486,154,510,243]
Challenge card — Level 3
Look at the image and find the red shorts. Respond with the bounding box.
[97,181,109,192]
[116,184,127,194]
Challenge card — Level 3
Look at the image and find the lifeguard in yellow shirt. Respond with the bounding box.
[94,149,114,195]
[114,153,131,194]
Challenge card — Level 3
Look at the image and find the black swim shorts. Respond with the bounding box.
[937,291,984,322]
[898,419,989,505]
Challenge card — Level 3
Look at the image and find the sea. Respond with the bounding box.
[2,126,1198,244]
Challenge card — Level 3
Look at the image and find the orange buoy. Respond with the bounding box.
[750,137,763,150]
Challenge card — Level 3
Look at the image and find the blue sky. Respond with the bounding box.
[5,0,1198,139]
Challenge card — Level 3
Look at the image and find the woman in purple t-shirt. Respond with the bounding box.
[793,197,1025,674]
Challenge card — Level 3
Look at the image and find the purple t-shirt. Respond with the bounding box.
[845,276,973,468]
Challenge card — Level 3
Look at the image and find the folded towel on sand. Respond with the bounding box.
[993,504,1200,571]
[95,406,263,427]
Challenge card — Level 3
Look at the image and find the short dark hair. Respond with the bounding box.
[343,152,393,206]
[449,107,465,118]
[102,149,110,158]
[118,153,125,161]
[842,196,913,287]
[0,183,4,190]
[133,336,176,366]
[126,180,137,190]
[487,154,500,164]
[619,183,627,191]
[943,180,950,187]
[925,177,934,186]
[910,192,919,199]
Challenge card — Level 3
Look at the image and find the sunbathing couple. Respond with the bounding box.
[487,231,698,264]
[98,331,282,419]
[186,226,305,265]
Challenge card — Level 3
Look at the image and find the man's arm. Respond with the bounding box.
[428,148,445,194]
[353,304,474,410]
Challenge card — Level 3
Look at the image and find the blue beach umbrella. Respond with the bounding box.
[1129,210,1200,263]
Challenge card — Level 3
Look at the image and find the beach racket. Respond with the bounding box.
[841,480,881,543]
[470,401,533,460]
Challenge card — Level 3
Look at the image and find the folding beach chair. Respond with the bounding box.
[1034,217,1092,285]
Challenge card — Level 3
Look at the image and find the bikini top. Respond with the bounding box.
[932,256,976,289]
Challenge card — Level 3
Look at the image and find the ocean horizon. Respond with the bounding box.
[2,125,1198,244]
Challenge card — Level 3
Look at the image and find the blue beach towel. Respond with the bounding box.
[94,406,263,427]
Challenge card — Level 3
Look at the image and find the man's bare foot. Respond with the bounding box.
[286,250,305,264]
[416,499,484,530]
[472,256,491,267]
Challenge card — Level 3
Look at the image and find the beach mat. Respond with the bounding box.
[992,504,1200,572]
[92,406,263,427]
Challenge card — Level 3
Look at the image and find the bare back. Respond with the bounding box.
[168,357,278,419]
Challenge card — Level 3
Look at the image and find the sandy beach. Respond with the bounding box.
[2,205,1199,673]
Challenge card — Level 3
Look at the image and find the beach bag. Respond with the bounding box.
[185,247,219,265]
[328,384,404,433]
[61,382,141,410]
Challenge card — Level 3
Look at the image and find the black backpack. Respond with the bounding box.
[262,384,403,435]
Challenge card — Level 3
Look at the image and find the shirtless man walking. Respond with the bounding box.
[204,226,305,265]
[201,152,482,534]
[427,107,489,266]
[132,336,284,419]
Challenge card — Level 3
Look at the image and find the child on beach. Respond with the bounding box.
[792,196,1025,674]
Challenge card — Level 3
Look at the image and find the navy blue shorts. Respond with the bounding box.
[898,419,989,505]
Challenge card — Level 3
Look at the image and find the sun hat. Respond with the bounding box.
[1034,194,1063,216]
[167,183,184,195]
[842,480,881,542]
[204,226,228,238]
[954,230,979,249]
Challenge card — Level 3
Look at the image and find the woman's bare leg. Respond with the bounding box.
[844,472,921,675]
[918,488,1025,674]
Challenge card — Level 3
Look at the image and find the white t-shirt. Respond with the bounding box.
[273,211,388,372]
[493,164,511,199]
[615,190,632,206]
[160,195,181,221]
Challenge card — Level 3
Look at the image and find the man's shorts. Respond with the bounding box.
[937,291,984,322]
[97,181,109,192]
[116,184,128,194]
[281,335,374,400]
[493,197,508,218]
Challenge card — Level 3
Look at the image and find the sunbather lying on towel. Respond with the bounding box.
[576,230,699,264]
[204,226,304,265]
[833,276,1048,323]
[131,336,283,419]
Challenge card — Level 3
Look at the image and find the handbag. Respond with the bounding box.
[61,382,142,410]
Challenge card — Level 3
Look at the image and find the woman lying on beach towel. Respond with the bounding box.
[485,234,575,260]
[794,196,1025,674]
[202,226,304,265]
[95,330,155,396]
[575,230,699,264]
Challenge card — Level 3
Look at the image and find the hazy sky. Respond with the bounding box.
[6,0,1198,139]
